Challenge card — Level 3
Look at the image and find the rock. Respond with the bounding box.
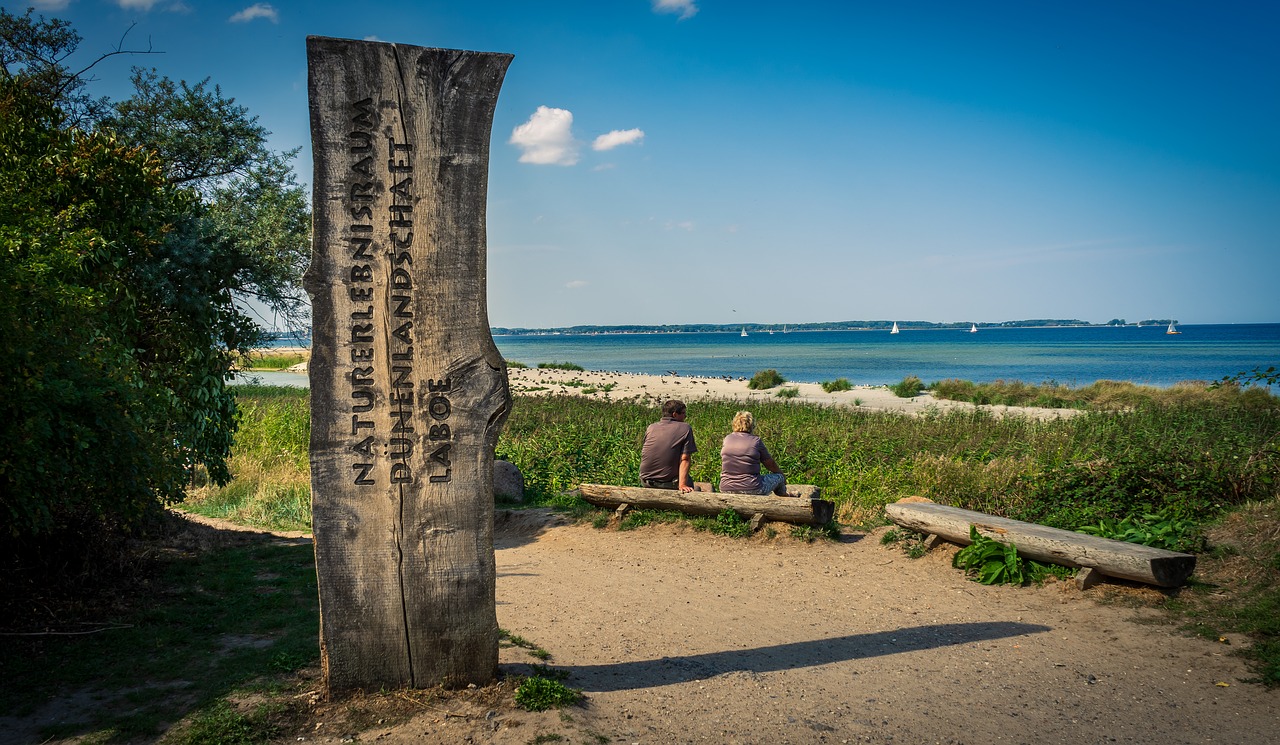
[494,460,525,502]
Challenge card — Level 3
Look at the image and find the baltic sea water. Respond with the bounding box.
[245,324,1279,389]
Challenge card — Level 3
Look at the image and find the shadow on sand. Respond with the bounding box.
[558,621,1051,692]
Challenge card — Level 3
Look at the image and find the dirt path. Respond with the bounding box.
[338,513,1276,744]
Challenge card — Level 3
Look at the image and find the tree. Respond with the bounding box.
[1,78,192,542]
[0,11,310,580]
[0,7,152,128]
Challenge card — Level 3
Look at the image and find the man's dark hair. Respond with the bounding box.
[662,399,686,417]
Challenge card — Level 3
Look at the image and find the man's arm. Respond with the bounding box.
[678,453,694,492]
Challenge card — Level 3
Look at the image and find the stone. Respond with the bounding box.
[493,460,524,502]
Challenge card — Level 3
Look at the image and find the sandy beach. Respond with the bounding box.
[256,351,1077,419]
[508,366,1078,420]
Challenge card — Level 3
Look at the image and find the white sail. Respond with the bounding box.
[969,324,978,333]
[741,326,748,337]
[890,322,899,334]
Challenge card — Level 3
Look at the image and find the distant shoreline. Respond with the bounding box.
[490,318,1179,336]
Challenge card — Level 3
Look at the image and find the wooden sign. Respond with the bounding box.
[304,37,513,691]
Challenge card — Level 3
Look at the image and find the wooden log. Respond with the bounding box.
[578,484,834,525]
[885,502,1196,587]
[306,38,513,692]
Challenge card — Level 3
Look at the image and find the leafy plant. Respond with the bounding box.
[748,369,786,390]
[822,378,853,393]
[515,676,581,712]
[1077,507,1205,553]
[889,375,925,398]
[506,359,529,368]
[952,525,1025,585]
[776,386,800,398]
[709,509,752,537]
[538,361,585,371]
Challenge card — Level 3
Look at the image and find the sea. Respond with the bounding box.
[243,323,1280,390]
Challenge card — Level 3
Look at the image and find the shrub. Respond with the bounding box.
[506,359,528,369]
[748,369,786,390]
[821,378,853,393]
[776,387,800,399]
[889,375,924,398]
[537,361,584,371]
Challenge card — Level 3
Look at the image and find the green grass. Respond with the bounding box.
[775,386,800,398]
[0,537,318,742]
[237,350,308,371]
[748,369,786,390]
[186,385,311,532]
[537,361,585,371]
[821,378,853,393]
[889,375,924,398]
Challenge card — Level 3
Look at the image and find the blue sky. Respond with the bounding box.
[11,0,1280,327]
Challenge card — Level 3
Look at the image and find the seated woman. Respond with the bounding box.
[718,410,788,496]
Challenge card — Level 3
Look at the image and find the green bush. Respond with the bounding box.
[776,386,800,399]
[748,369,786,390]
[537,361,585,371]
[821,378,853,393]
[889,375,924,398]
[506,359,529,369]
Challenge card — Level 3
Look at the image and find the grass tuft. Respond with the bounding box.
[748,369,786,390]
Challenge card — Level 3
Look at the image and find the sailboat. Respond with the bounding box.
[890,322,899,334]
[1166,321,1181,335]
[969,323,978,333]
[740,326,748,337]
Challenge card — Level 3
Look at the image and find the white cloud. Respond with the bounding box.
[592,128,645,151]
[29,0,72,10]
[116,0,160,9]
[510,106,579,166]
[566,280,588,289]
[652,0,698,20]
[230,3,279,23]
[592,163,617,172]
[664,220,696,232]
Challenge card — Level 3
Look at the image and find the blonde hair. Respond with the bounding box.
[731,410,754,433]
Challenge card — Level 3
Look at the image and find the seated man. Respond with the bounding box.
[639,399,697,492]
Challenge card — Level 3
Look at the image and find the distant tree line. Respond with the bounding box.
[1,9,309,583]
[492,319,1102,335]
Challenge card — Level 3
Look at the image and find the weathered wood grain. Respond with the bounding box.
[305,37,513,691]
[885,502,1196,587]
[579,484,833,525]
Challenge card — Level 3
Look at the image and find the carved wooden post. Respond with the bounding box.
[304,37,513,691]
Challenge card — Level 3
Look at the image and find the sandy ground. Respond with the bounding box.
[507,367,1078,420]
[320,510,1275,745]
[267,357,1077,420]
[12,510,1274,744]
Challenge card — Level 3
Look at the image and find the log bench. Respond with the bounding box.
[885,501,1196,589]
[578,483,833,529]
